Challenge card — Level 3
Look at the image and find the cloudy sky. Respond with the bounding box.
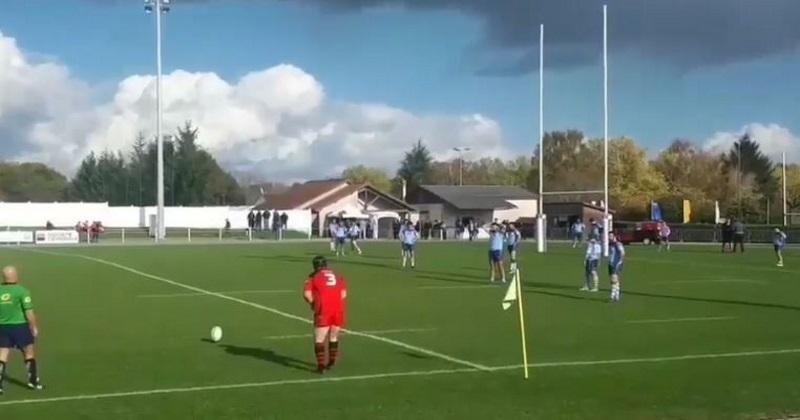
[1,0,799,180]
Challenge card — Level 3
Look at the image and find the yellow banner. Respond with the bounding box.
[683,200,691,224]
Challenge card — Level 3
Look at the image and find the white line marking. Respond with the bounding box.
[138,290,294,298]
[0,367,478,406]
[264,328,437,340]
[1,347,799,406]
[418,285,496,290]
[626,316,737,324]
[492,347,800,370]
[655,279,766,285]
[30,250,488,371]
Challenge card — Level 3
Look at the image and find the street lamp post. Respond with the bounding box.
[453,147,471,186]
[145,0,171,241]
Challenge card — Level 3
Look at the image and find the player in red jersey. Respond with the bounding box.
[303,256,347,373]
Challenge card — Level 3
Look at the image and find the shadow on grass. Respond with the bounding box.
[247,254,488,281]
[217,344,316,372]
[520,279,800,312]
[401,351,433,360]
[3,375,30,390]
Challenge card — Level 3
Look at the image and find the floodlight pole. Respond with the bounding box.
[146,0,169,241]
[453,147,471,186]
[602,5,610,257]
[536,23,546,253]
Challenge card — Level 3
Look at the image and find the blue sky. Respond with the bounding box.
[0,0,799,177]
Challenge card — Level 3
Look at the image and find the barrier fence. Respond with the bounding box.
[2,224,797,246]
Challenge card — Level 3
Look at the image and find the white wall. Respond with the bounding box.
[0,202,312,234]
[493,199,538,222]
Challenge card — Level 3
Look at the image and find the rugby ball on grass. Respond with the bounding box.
[210,326,223,343]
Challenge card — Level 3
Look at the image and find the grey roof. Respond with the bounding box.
[419,185,537,210]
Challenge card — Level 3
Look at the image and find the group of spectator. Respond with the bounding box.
[720,218,746,253]
[455,218,483,241]
[74,221,105,243]
[247,210,288,233]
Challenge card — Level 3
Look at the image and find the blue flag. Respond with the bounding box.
[651,202,663,221]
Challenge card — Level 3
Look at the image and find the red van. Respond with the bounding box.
[617,221,662,245]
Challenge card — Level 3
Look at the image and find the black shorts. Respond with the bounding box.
[0,324,34,349]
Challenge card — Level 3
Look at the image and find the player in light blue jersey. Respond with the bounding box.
[608,232,625,302]
[348,222,363,256]
[589,218,601,241]
[334,222,348,257]
[489,224,506,283]
[571,220,586,248]
[582,238,602,292]
[774,227,788,267]
[505,223,521,273]
[398,220,408,258]
[328,220,338,253]
[401,222,419,269]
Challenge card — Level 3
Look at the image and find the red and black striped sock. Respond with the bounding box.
[328,341,339,366]
[314,343,326,369]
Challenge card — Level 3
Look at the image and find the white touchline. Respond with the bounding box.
[264,328,437,340]
[418,285,497,290]
[655,279,766,285]
[1,347,799,406]
[28,250,488,371]
[626,316,737,324]
[491,347,800,371]
[138,290,295,298]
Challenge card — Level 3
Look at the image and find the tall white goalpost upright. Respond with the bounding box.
[537,23,546,253]
[783,152,788,226]
[602,4,610,257]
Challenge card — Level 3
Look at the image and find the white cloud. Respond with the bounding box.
[704,123,800,163]
[0,32,511,181]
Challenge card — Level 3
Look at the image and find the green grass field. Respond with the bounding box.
[0,241,798,419]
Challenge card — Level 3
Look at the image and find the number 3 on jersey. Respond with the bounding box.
[324,272,337,286]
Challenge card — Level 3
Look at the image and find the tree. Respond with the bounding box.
[723,135,777,198]
[0,162,68,202]
[174,121,204,205]
[70,124,246,206]
[652,139,724,222]
[785,164,800,212]
[529,130,600,193]
[71,152,103,201]
[341,165,393,192]
[397,139,433,190]
[96,151,128,205]
[128,132,149,206]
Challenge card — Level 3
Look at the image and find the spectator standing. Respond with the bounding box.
[272,210,281,234]
[280,212,289,230]
[255,211,263,232]
[732,219,746,253]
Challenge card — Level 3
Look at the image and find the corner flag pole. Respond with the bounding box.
[515,268,530,379]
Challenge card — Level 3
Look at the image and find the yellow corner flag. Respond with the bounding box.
[501,268,529,379]
[683,200,692,223]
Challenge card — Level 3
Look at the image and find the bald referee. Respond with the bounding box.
[0,266,42,394]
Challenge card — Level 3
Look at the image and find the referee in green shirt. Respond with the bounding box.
[0,266,42,394]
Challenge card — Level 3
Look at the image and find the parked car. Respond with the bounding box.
[616,221,662,245]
